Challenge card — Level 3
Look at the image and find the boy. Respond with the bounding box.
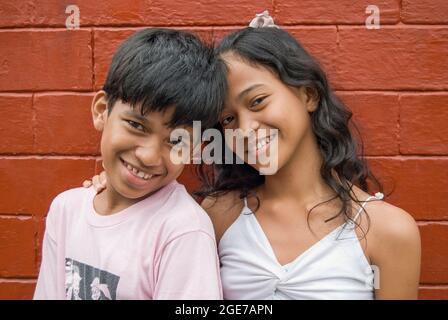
[34,28,227,300]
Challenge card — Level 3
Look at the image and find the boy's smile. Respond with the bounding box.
[118,155,170,190]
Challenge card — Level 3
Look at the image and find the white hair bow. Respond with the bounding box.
[248,10,279,28]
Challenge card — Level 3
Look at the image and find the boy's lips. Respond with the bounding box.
[120,158,163,181]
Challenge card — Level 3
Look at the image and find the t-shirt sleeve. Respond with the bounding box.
[153,230,222,300]
[33,198,61,300]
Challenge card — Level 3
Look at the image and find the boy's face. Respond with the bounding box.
[91,91,190,202]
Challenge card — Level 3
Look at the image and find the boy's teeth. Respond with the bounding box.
[124,161,151,180]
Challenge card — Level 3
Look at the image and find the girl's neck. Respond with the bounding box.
[261,128,335,206]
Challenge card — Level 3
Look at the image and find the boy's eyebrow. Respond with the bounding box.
[122,110,150,123]
[237,84,265,101]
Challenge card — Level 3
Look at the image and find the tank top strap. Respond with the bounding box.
[352,192,384,223]
[241,197,253,215]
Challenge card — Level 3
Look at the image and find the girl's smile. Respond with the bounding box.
[246,131,278,158]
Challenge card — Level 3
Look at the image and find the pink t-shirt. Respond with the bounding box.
[34,180,222,300]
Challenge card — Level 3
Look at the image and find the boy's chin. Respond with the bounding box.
[118,186,161,200]
[115,180,169,200]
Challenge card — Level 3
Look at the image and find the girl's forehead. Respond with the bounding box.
[225,59,271,84]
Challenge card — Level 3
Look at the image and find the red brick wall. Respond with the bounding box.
[0,0,447,299]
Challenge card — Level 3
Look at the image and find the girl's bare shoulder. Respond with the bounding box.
[355,189,421,262]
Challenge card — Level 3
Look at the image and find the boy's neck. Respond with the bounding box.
[93,182,145,216]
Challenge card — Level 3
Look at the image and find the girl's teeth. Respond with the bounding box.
[256,135,274,150]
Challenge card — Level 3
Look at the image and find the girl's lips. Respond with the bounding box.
[247,133,278,157]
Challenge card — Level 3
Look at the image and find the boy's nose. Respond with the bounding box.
[134,145,163,167]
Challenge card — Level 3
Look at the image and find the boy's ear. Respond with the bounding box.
[91,90,108,131]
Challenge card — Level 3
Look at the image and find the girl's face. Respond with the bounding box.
[219,53,318,174]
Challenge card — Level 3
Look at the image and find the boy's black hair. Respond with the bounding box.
[103,28,227,129]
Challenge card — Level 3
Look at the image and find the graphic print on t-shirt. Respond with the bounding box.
[65,258,120,300]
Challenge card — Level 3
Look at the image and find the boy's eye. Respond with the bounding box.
[250,96,267,108]
[221,115,234,126]
[126,120,145,131]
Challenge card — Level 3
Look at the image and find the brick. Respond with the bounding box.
[276,0,399,25]
[0,158,96,216]
[0,94,34,154]
[0,217,37,277]
[285,27,339,85]
[367,158,448,220]
[419,286,448,300]
[402,0,448,24]
[148,0,272,26]
[34,93,101,155]
[0,280,36,300]
[335,27,448,90]
[419,223,448,284]
[94,28,214,89]
[0,30,92,91]
[93,29,140,89]
[0,1,37,27]
[0,0,148,27]
[1,0,270,27]
[338,92,399,156]
[95,158,104,175]
[400,93,448,155]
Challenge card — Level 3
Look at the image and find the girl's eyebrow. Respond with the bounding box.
[237,84,265,101]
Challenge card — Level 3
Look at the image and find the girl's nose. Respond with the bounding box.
[239,115,260,137]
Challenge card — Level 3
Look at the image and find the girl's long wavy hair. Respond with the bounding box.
[195,27,383,236]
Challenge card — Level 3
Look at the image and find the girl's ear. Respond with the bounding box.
[304,87,319,113]
[91,91,108,131]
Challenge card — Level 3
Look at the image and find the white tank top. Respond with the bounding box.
[219,192,384,300]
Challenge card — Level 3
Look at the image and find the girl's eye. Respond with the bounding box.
[126,120,145,131]
[170,136,186,147]
[250,96,267,108]
[221,115,234,126]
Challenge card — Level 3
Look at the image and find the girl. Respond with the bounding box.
[197,14,421,299]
